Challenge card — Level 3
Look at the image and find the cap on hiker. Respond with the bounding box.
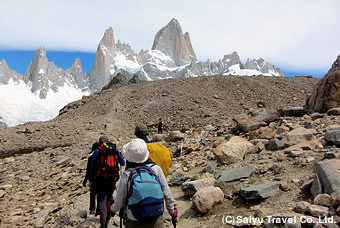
[123,138,149,163]
[99,136,109,145]
[135,123,148,136]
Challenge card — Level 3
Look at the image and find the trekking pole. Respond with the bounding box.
[172,216,177,228]
[171,206,178,228]
[180,141,183,157]
[120,210,122,228]
[119,166,124,228]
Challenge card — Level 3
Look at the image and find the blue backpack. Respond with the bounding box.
[127,164,164,221]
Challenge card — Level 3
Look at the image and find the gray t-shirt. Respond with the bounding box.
[110,164,175,221]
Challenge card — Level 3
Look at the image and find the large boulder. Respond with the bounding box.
[311,160,340,197]
[251,109,281,123]
[249,126,276,140]
[217,166,257,182]
[240,182,280,200]
[324,129,340,146]
[305,55,340,114]
[233,113,266,132]
[192,186,224,214]
[266,127,316,150]
[181,178,215,196]
[214,136,255,165]
[278,107,306,117]
[166,131,185,142]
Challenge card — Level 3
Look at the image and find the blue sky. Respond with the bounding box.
[1,0,340,78]
[0,50,327,78]
[0,50,96,75]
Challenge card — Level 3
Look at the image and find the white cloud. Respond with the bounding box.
[0,0,339,74]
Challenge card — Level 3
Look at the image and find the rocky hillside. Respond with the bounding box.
[0,75,318,158]
[1,74,340,228]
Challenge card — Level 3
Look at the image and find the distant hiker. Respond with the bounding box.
[89,136,125,228]
[83,142,100,215]
[104,124,107,130]
[158,118,163,134]
[135,123,172,177]
[107,138,177,228]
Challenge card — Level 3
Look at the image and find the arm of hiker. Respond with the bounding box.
[109,172,128,212]
[116,149,125,166]
[83,156,92,187]
[153,165,175,214]
[89,149,99,183]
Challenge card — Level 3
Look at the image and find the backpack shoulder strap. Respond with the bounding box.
[145,163,156,168]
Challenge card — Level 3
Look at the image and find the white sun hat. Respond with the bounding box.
[123,138,149,163]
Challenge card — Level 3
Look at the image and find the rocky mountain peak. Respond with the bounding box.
[89,27,117,92]
[152,18,197,66]
[245,57,284,76]
[66,58,88,90]
[101,27,116,51]
[24,46,49,98]
[222,51,243,70]
[116,39,132,52]
[73,58,81,67]
[330,54,340,72]
[0,59,9,68]
[24,46,87,99]
[0,59,23,85]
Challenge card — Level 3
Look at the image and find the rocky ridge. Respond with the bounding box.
[91,19,284,89]
[2,74,340,228]
[1,18,285,97]
[0,59,23,84]
[24,47,89,99]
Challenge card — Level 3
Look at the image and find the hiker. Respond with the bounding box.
[89,136,125,228]
[135,123,172,177]
[83,142,100,215]
[158,118,163,134]
[107,138,178,228]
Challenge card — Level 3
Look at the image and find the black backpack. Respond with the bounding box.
[97,142,119,178]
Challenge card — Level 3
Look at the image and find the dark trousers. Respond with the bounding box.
[89,187,97,211]
[96,176,117,228]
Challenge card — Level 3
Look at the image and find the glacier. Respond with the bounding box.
[0,79,88,127]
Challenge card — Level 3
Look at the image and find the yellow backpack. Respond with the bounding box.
[146,143,171,177]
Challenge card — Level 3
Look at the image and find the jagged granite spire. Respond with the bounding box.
[245,58,284,76]
[66,58,88,91]
[222,51,244,71]
[25,46,87,99]
[152,18,197,66]
[0,59,23,84]
[24,46,50,98]
[89,27,116,91]
[329,54,340,72]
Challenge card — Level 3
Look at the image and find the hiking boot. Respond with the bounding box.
[95,210,99,217]
[89,209,95,215]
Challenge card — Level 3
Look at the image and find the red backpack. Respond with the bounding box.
[97,142,119,178]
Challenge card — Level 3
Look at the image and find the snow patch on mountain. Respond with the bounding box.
[224,64,276,76]
[114,52,141,74]
[0,79,88,126]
